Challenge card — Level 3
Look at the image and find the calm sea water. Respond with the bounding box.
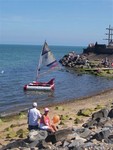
[0,44,113,116]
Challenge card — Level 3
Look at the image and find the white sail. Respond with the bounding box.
[37,41,58,79]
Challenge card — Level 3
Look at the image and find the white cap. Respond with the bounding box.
[44,107,49,112]
[32,102,37,107]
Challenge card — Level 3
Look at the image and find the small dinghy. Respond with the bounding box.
[24,78,55,91]
[24,41,59,91]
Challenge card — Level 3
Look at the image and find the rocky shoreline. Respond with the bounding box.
[1,107,113,150]
[0,88,113,149]
[59,51,113,78]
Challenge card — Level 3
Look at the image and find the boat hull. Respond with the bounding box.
[24,84,54,91]
[23,78,55,91]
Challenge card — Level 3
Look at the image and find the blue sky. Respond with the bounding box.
[0,0,113,46]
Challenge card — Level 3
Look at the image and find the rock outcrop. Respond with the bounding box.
[1,107,113,150]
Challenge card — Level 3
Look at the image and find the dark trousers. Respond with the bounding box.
[28,125,39,131]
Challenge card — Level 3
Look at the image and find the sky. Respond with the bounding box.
[0,0,113,46]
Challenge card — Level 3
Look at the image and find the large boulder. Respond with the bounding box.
[45,128,72,144]
[108,109,113,118]
[92,109,109,121]
[28,129,48,142]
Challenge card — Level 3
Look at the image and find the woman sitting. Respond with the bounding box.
[40,108,57,133]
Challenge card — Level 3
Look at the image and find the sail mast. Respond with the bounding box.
[105,25,113,45]
[36,43,44,81]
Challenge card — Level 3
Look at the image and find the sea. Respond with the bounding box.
[1,44,113,116]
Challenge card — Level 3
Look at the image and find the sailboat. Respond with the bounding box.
[24,41,58,91]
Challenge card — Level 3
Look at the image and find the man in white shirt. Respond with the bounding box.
[28,102,41,130]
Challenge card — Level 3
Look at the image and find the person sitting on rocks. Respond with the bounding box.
[28,102,42,131]
[40,107,57,133]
